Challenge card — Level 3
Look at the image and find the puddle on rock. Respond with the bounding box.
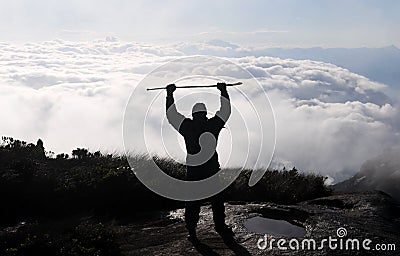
[244,216,306,237]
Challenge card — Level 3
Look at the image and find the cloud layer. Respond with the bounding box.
[0,39,398,182]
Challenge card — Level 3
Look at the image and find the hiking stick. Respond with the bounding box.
[146,82,242,91]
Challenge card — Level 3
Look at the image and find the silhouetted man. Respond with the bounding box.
[166,82,233,241]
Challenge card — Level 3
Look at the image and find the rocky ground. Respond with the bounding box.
[113,191,400,255]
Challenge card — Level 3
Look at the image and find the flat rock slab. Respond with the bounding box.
[114,191,400,255]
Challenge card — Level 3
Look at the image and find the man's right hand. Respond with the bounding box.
[166,84,176,95]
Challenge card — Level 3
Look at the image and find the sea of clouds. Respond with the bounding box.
[0,39,399,183]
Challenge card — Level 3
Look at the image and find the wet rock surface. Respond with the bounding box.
[114,191,400,255]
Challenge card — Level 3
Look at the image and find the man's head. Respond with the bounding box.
[192,103,207,120]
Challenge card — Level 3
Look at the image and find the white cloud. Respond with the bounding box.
[0,39,398,183]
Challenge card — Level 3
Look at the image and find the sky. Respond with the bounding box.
[0,1,399,183]
[0,0,399,47]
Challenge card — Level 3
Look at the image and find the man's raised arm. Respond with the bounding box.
[166,84,186,131]
[214,82,231,123]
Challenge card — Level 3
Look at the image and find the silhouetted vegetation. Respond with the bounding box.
[225,167,330,203]
[0,136,331,221]
[0,137,331,255]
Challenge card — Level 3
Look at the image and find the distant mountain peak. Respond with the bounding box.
[207,39,239,49]
[383,44,399,51]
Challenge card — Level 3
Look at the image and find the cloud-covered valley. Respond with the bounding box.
[0,39,398,183]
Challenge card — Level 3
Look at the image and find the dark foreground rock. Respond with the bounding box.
[114,191,400,255]
[1,191,398,255]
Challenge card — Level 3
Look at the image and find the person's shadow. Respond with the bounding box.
[190,240,219,256]
[221,234,252,256]
[189,234,251,256]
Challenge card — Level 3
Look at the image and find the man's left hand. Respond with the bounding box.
[217,82,227,91]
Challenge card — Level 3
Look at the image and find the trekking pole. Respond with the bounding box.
[146,82,242,91]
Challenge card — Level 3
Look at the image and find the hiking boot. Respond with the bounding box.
[187,229,198,242]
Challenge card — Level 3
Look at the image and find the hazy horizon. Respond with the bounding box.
[1,0,400,48]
